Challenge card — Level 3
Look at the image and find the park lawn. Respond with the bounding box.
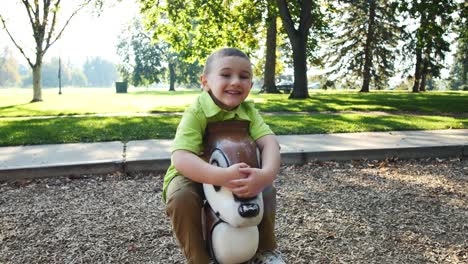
[0,88,467,117]
[1,114,466,146]
[0,88,197,117]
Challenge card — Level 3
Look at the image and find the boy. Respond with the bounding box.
[163,47,284,263]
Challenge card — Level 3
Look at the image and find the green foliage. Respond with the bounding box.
[21,57,88,88]
[139,0,263,63]
[399,0,457,91]
[0,48,21,87]
[117,18,165,86]
[324,0,401,90]
[449,2,468,91]
[83,57,118,87]
[116,17,202,88]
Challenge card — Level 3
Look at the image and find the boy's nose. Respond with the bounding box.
[230,76,241,85]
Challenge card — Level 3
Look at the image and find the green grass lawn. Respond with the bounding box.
[0,113,466,147]
[0,88,467,146]
[1,88,467,117]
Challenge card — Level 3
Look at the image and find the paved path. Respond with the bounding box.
[0,129,467,180]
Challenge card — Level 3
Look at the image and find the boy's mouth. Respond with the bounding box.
[225,90,242,95]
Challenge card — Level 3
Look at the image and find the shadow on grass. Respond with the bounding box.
[255,92,468,113]
[0,116,182,146]
[265,114,467,135]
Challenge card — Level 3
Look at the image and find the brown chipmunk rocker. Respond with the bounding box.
[202,121,264,264]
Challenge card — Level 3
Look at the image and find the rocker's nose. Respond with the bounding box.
[238,203,260,218]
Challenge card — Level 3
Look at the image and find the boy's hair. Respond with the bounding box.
[203,47,251,75]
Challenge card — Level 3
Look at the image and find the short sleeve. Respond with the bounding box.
[171,108,206,155]
[248,106,274,140]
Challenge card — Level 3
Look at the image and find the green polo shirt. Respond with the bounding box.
[163,91,273,201]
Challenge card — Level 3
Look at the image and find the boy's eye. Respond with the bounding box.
[221,73,230,77]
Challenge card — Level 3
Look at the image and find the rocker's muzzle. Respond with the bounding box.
[238,203,260,218]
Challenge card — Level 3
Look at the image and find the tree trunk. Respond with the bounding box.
[463,43,468,90]
[412,46,422,93]
[263,5,279,94]
[276,0,312,99]
[419,58,429,92]
[289,37,309,99]
[31,63,43,102]
[168,62,175,91]
[360,0,376,93]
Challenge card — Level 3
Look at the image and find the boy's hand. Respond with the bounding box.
[229,167,272,198]
[219,163,250,189]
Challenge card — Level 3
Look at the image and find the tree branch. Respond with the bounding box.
[299,0,313,34]
[45,0,60,48]
[0,14,34,67]
[276,0,297,40]
[44,0,91,54]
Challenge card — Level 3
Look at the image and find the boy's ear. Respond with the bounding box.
[200,74,209,91]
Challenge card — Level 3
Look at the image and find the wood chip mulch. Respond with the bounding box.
[1,157,467,263]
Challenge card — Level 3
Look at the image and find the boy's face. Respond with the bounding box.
[201,56,253,111]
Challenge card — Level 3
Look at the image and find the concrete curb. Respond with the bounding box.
[1,145,465,181]
[1,129,467,181]
[0,162,124,181]
[280,145,466,165]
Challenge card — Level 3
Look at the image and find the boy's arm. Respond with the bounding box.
[255,134,281,183]
[232,134,281,197]
[173,150,250,189]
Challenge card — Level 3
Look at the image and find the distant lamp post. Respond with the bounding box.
[58,56,62,95]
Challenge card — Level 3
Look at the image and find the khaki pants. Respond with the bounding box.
[165,176,277,264]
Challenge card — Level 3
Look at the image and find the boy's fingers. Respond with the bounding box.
[238,167,252,174]
[230,178,246,186]
[237,162,250,168]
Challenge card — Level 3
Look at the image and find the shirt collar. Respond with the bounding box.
[199,91,250,120]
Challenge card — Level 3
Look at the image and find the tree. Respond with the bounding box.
[141,0,262,61]
[140,0,284,93]
[21,57,88,88]
[276,0,328,98]
[262,2,280,93]
[0,47,21,87]
[0,0,92,101]
[116,17,202,90]
[117,18,165,87]
[399,0,457,92]
[83,57,118,87]
[449,1,467,90]
[323,0,401,92]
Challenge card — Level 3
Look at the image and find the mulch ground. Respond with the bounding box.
[1,158,467,263]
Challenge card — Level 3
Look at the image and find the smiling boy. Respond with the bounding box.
[163,47,284,263]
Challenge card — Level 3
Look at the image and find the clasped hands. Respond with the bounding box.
[220,162,271,198]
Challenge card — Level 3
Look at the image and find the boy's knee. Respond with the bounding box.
[166,187,203,216]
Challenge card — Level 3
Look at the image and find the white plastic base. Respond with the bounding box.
[211,222,259,264]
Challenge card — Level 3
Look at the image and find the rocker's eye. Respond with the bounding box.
[209,149,229,168]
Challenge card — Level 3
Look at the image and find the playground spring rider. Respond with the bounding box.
[202,121,264,264]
